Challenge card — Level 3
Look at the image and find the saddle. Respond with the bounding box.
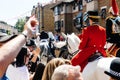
[88,52,102,62]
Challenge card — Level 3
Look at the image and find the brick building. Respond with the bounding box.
[51,0,82,34]
[98,0,120,27]
[31,3,55,33]
[0,21,18,35]
[51,0,120,33]
[31,0,120,34]
[79,0,120,27]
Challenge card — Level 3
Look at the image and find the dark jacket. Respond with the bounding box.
[106,16,120,44]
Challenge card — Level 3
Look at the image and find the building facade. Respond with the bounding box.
[0,21,18,35]
[77,0,120,27]
[51,0,82,34]
[98,0,120,27]
[51,0,120,33]
[31,3,55,33]
[31,0,120,34]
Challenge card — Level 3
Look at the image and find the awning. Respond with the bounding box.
[76,12,82,18]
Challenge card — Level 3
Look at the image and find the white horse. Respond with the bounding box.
[54,33,80,52]
[60,32,81,54]
[39,32,56,65]
[53,32,81,59]
[60,32,120,80]
[66,33,80,54]
[82,57,119,80]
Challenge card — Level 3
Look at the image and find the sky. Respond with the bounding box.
[0,0,52,26]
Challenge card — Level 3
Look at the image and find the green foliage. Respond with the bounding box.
[15,18,26,32]
[6,30,10,35]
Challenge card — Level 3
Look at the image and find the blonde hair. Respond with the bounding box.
[42,58,71,80]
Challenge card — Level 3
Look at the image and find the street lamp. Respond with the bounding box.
[41,4,44,30]
[37,3,40,33]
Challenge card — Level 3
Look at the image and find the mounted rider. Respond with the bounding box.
[106,0,120,56]
[40,30,49,40]
[39,31,55,63]
[39,30,50,57]
[71,11,107,72]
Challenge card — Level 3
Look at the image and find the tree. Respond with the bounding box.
[15,18,26,33]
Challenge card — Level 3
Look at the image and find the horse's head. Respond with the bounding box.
[66,33,81,54]
[57,32,81,54]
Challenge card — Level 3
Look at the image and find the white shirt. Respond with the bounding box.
[6,64,29,80]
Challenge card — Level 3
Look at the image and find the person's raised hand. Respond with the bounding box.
[22,15,39,39]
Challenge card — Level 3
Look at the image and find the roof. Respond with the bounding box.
[0,32,7,37]
[51,0,74,9]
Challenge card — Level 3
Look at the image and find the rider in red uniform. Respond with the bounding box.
[71,11,107,72]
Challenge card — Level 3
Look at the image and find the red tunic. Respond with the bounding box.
[71,25,107,72]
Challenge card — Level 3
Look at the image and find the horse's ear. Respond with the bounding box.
[67,33,68,35]
[61,32,67,40]
[71,33,74,35]
[71,33,75,36]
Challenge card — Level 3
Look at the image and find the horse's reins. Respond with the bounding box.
[106,42,116,56]
[66,37,71,49]
[70,50,79,56]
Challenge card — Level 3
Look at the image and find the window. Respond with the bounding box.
[54,7,58,15]
[73,3,77,10]
[61,20,64,27]
[60,4,63,12]
[75,17,82,28]
[100,8,106,19]
[0,29,6,33]
[75,12,83,28]
[54,6,60,15]
[78,0,83,11]
[73,19,76,26]
[55,21,61,32]
[76,17,82,25]
[85,0,93,3]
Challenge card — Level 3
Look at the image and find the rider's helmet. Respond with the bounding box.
[40,31,49,40]
[26,39,35,46]
[26,39,36,52]
[108,0,119,16]
[83,11,100,26]
[104,58,120,80]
